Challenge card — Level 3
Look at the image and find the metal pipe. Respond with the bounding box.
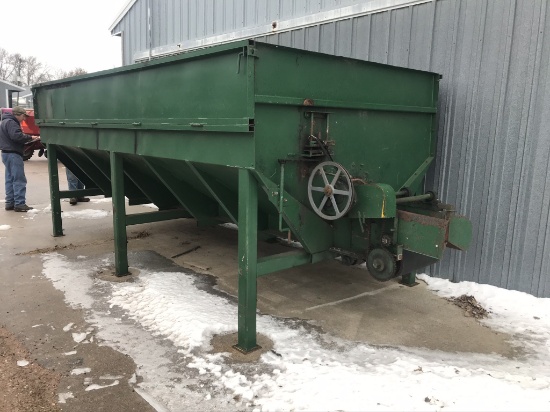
[395,192,435,204]
[396,189,409,197]
[278,161,290,232]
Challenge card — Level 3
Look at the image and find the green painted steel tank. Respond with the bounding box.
[33,40,471,352]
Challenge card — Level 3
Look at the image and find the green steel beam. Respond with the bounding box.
[245,45,256,121]
[253,171,333,254]
[401,272,418,287]
[56,146,100,190]
[77,149,114,196]
[38,117,251,132]
[58,189,104,199]
[81,149,148,204]
[185,161,238,224]
[143,158,219,221]
[46,144,63,237]
[257,251,311,277]
[110,152,129,276]
[257,250,336,277]
[255,95,437,113]
[126,209,191,226]
[400,156,434,193]
[121,156,180,210]
[234,168,260,353]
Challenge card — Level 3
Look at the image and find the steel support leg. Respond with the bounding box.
[234,168,260,353]
[110,152,129,276]
[47,144,63,237]
[401,271,418,287]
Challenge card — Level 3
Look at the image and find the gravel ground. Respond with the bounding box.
[0,326,60,412]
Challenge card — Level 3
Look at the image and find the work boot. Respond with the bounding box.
[77,197,90,202]
[14,204,33,212]
[5,204,14,211]
[69,198,78,205]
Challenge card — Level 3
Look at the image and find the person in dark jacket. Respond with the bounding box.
[0,106,40,212]
[66,167,89,205]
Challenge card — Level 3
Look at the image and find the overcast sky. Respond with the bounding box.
[0,0,129,74]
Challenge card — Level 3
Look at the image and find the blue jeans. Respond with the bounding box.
[66,168,84,191]
[2,152,27,207]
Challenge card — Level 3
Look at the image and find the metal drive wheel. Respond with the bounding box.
[367,248,397,282]
[307,161,355,220]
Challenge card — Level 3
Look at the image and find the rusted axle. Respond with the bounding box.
[395,192,436,204]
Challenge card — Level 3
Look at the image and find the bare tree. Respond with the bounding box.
[9,53,26,86]
[23,56,54,85]
[58,68,88,79]
[0,48,15,81]
[0,49,86,86]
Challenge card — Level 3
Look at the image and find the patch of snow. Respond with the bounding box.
[71,367,92,375]
[58,392,74,404]
[85,380,119,391]
[62,209,110,219]
[17,360,29,367]
[72,332,88,343]
[0,225,10,230]
[40,253,550,412]
[90,198,113,203]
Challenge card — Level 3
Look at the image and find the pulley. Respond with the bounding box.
[307,161,355,220]
[366,248,397,282]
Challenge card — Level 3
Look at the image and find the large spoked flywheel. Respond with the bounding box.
[307,161,355,220]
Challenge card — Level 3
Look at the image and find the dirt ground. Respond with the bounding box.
[0,326,60,412]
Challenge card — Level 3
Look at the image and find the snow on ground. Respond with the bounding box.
[0,225,10,230]
[417,274,550,358]
[61,209,111,219]
[40,253,550,411]
[19,205,50,220]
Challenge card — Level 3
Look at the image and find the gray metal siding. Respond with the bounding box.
[114,0,375,64]
[112,0,149,66]
[112,0,550,297]
[262,0,550,298]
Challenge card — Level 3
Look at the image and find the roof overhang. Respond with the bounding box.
[109,0,138,33]
[0,79,25,91]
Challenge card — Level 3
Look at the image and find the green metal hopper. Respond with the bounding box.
[32,40,471,353]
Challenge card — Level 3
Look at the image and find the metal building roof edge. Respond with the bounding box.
[109,0,138,33]
[0,79,25,91]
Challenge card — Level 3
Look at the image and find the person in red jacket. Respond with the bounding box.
[0,107,40,212]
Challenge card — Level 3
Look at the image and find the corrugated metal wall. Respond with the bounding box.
[112,0,550,297]
[112,0,368,64]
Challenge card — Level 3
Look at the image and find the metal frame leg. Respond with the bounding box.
[47,144,63,237]
[110,152,129,276]
[401,271,418,287]
[234,168,260,353]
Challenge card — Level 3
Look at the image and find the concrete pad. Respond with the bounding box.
[18,159,518,353]
[0,158,518,409]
